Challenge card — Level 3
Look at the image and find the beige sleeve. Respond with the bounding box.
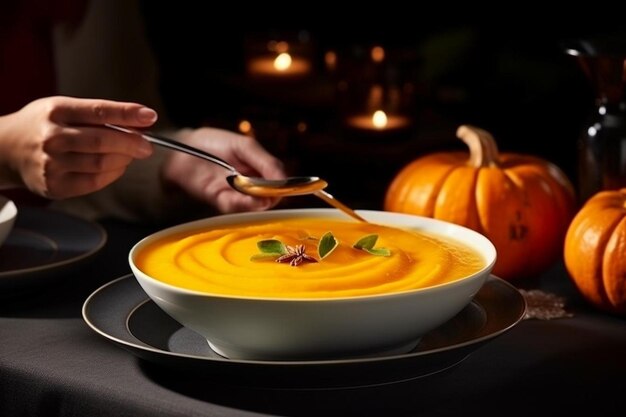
[49,0,215,222]
[53,0,170,127]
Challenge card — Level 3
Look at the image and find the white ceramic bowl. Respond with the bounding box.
[129,209,496,361]
[0,196,17,248]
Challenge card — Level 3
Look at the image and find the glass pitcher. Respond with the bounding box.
[565,37,626,203]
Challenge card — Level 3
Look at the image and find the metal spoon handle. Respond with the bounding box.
[313,190,367,222]
[105,124,237,173]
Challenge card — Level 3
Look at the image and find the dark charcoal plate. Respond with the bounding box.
[0,207,106,293]
[83,274,525,389]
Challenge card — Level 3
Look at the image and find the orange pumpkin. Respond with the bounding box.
[564,188,626,314]
[384,125,576,281]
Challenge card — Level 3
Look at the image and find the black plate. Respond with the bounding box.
[83,274,526,389]
[0,206,107,292]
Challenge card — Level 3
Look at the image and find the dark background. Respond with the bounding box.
[137,8,620,209]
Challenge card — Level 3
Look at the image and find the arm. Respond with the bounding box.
[48,0,286,222]
[50,126,286,223]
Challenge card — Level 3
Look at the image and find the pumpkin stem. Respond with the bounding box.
[456,125,501,168]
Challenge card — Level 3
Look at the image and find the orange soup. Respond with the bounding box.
[134,217,485,298]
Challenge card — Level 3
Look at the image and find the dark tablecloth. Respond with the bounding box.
[1,219,625,417]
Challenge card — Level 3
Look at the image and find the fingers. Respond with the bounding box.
[47,96,158,127]
[38,150,136,199]
[46,152,135,174]
[43,169,127,200]
[158,127,288,214]
[232,137,286,179]
[43,126,153,158]
[35,125,151,198]
[212,189,281,213]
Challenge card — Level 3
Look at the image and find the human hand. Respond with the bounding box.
[0,96,157,199]
[161,127,286,213]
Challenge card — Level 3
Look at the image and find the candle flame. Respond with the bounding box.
[273,53,292,71]
[372,110,388,129]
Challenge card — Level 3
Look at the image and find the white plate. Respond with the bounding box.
[0,206,107,293]
[83,274,526,389]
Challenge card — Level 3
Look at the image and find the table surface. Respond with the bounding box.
[1,216,625,417]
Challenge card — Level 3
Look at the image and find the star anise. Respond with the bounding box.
[275,244,318,267]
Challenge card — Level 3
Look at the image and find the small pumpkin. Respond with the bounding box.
[564,188,626,314]
[384,125,576,281]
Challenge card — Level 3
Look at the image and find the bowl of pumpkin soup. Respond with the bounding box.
[129,209,496,361]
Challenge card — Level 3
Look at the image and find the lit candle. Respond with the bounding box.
[274,52,292,71]
[372,110,388,128]
[346,110,410,131]
[247,52,311,77]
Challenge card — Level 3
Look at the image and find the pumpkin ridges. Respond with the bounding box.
[384,153,463,214]
[384,159,424,212]
[500,154,575,192]
[564,188,626,314]
[603,212,626,313]
[500,154,576,238]
[434,166,483,232]
[403,155,463,216]
[503,167,569,277]
[501,155,576,206]
[405,164,458,216]
[507,160,576,220]
[475,166,528,278]
[565,206,624,308]
[565,217,608,307]
[580,189,626,211]
[524,165,575,232]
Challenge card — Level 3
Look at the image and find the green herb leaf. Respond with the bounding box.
[257,239,287,255]
[318,232,338,259]
[353,234,378,250]
[353,234,391,257]
[363,247,391,257]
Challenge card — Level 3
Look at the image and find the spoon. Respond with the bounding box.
[105,124,367,222]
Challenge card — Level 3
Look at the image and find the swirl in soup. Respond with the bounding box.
[134,217,485,298]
